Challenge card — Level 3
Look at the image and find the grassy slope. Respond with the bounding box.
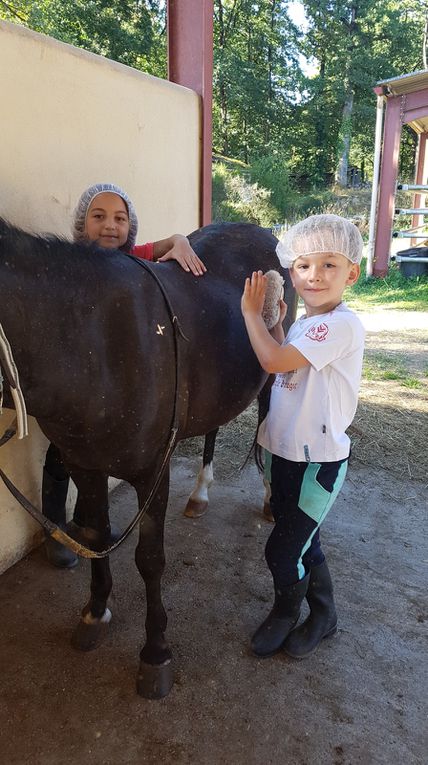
[345,260,428,311]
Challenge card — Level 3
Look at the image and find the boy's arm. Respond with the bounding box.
[153,234,207,276]
[241,270,309,374]
[244,312,309,373]
[269,321,285,344]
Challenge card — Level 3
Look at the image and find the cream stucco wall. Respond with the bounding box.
[0,20,200,573]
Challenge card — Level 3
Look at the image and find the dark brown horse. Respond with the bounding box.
[0,218,295,698]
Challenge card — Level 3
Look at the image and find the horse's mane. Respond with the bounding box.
[0,217,120,265]
[0,217,76,255]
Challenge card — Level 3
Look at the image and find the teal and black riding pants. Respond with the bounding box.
[266,455,348,586]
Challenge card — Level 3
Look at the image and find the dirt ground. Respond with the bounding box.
[0,310,427,765]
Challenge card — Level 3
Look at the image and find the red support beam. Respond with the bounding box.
[402,108,428,125]
[401,87,428,113]
[411,133,428,245]
[371,81,428,276]
[167,0,214,227]
[373,95,402,277]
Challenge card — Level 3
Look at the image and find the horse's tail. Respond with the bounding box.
[241,377,273,473]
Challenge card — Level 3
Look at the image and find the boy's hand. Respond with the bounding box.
[241,270,267,317]
[156,235,207,276]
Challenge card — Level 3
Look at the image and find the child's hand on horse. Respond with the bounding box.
[241,270,267,317]
[156,234,207,276]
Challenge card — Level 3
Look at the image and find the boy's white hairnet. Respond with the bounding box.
[72,183,138,252]
[276,214,363,268]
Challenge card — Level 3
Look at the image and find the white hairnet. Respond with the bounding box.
[72,183,138,252]
[276,214,363,268]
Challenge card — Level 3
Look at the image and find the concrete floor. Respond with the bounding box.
[0,455,426,765]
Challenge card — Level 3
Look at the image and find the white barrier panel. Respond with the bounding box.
[0,20,200,573]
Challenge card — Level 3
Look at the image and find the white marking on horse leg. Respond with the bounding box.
[262,478,274,522]
[82,607,112,626]
[263,477,271,507]
[190,463,213,504]
[184,463,214,518]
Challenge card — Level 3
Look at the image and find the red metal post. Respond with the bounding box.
[411,133,428,245]
[373,95,402,277]
[401,86,428,113]
[167,0,214,227]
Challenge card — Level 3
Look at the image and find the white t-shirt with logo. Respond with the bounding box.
[258,302,365,463]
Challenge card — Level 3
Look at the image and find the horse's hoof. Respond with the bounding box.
[263,503,274,523]
[184,498,208,518]
[136,658,174,699]
[71,608,112,651]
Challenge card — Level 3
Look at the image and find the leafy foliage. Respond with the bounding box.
[346,259,428,310]
[0,0,167,75]
[213,0,303,163]
[213,162,277,226]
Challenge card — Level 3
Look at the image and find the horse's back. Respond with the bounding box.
[188,222,279,279]
[154,223,289,437]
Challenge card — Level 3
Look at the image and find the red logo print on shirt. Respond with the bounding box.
[305,322,329,342]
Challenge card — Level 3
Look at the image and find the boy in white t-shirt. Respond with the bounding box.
[241,214,365,659]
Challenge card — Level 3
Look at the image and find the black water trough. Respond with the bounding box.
[396,247,428,278]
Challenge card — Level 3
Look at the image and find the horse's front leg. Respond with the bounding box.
[134,466,173,699]
[68,469,113,652]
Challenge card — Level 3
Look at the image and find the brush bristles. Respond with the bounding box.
[262,270,284,329]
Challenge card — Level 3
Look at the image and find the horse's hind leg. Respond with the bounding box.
[67,469,113,651]
[257,383,274,522]
[184,428,218,518]
[134,467,173,699]
[263,463,274,522]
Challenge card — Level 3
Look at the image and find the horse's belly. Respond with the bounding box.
[182,368,267,438]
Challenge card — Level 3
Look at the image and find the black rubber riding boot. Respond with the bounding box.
[283,560,337,659]
[42,468,78,569]
[251,574,309,658]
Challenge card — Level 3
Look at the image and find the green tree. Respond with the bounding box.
[213,0,303,162]
[302,0,427,187]
[0,0,166,76]
[250,152,292,216]
[213,161,277,225]
[3,0,428,197]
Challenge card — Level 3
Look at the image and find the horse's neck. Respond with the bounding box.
[1,247,80,419]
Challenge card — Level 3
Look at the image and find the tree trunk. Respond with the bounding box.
[334,2,357,187]
[217,0,229,154]
[314,54,327,183]
[335,88,354,187]
[265,0,277,144]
